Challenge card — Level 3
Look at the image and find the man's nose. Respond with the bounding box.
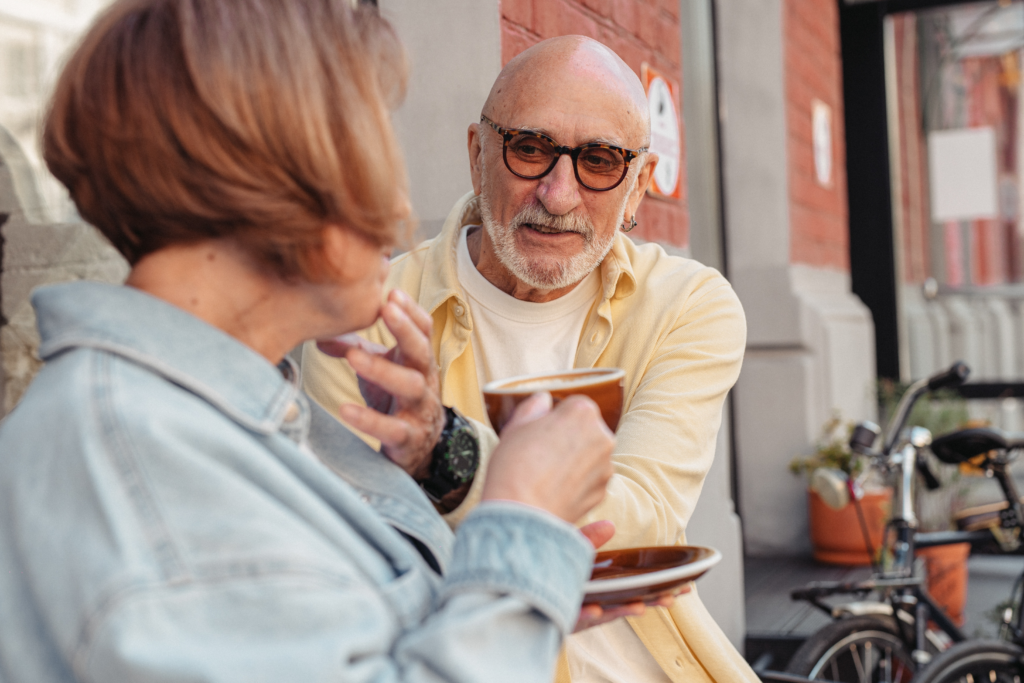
[536,154,582,216]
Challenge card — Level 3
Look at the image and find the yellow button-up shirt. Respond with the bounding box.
[303,192,758,683]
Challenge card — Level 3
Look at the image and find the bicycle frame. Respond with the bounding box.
[789,363,989,662]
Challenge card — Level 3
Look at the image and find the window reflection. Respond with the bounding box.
[0,0,114,222]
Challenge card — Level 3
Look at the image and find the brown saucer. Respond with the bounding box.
[583,545,721,606]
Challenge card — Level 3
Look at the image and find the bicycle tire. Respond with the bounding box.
[785,615,917,682]
[912,640,1024,683]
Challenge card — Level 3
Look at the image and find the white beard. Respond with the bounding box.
[478,171,630,291]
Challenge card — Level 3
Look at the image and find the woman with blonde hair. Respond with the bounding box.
[0,1,617,681]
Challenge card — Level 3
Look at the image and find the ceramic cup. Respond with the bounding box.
[482,367,625,433]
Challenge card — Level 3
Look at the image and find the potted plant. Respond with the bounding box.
[791,415,892,566]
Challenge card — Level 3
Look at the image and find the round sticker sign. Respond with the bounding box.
[646,74,681,197]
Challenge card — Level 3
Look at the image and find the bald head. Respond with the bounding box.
[482,36,650,148]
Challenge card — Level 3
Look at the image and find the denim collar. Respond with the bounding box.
[33,281,300,435]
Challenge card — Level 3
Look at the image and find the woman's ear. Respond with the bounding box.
[317,224,361,284]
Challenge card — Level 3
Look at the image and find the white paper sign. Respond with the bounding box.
[647,76,680,197]
[928,127,998,222]
[812,100,832,187]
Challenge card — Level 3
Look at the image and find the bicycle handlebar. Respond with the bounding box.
[881,361,971,454]
[927,361,971,391]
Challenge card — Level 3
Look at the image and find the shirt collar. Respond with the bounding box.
[418,191,638,313]
[33,281,300,435]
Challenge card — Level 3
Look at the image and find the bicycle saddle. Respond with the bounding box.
[930,427,1024,464]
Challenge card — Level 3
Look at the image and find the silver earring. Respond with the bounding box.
[621,215,637,233]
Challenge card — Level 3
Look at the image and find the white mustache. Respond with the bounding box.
[508,205,593,241]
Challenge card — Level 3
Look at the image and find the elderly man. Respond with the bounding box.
[303,36,755,683]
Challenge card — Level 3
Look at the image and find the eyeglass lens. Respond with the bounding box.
[506,133,626,190]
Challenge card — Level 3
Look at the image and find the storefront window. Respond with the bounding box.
[885,1,1024,383]
[0,0,114,222]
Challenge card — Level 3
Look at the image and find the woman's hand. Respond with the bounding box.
[482,392,614,523]
[572,521,686,633]
[317,289,443,480]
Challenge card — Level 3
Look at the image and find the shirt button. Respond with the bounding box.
[283,402,300,423]
[360,494,371,504]
[454,304,465,317]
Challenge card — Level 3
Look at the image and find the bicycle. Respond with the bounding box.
[889,427,1024,683]
[783,362,1024,682]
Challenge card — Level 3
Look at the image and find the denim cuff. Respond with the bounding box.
[443,502,594,633]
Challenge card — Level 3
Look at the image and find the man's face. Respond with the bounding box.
[475,92,647,291]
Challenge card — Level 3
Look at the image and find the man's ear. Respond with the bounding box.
[468,123,484,195]
[624,153,658,219]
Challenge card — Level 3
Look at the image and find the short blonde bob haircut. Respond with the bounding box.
[44,0,409,280]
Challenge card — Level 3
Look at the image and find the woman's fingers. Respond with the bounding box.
[389,289,433,338]
[502,392,553,431]
[380,298,434,377]
[338,404,430,473]
[317,333,387,358]
[347,348,428,404]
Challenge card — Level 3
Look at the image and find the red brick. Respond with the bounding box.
[654,14,681,67]
[502,0,533,31]
[611,0,639,36]
[606,33,646,74]
[635,1,660,48]
[534,0,600,39]
[501,22,540,66]
[657,0,680,21]
[579,0,614,19]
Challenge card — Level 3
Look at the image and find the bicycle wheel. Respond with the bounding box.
[785,615,917,682]
[912,641,1024,683]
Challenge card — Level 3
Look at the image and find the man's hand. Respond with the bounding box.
[573,520,685,633]
[317,290,444,480]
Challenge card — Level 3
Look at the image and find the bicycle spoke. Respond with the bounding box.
[851,643,868,683]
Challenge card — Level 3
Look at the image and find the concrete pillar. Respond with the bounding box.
[0,128,127,417]
[378,0,500,241]
[717,0,877,556]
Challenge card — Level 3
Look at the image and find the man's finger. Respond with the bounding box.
[347,348,428,404]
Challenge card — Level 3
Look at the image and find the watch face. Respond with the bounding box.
[446,428,478,482]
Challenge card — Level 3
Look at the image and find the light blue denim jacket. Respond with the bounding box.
[0,282,593,683]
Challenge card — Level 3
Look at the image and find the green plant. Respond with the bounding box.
[790,414,864,479]
[877,380,969,437]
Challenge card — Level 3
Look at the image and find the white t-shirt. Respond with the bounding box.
[456,226,599,389]
[455,225,671,683]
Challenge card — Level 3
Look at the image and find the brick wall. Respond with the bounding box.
[500,0,689,248]
[784,0,849,270]
[891,13,931,285]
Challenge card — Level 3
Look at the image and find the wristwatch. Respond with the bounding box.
[418,406,480,503]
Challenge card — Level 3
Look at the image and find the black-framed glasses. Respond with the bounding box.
[480,115,647,192]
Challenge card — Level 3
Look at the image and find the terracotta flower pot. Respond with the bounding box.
[917,542,970,626]
[808,488,892,565]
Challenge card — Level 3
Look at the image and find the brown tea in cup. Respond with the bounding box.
[482,368,625,433]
